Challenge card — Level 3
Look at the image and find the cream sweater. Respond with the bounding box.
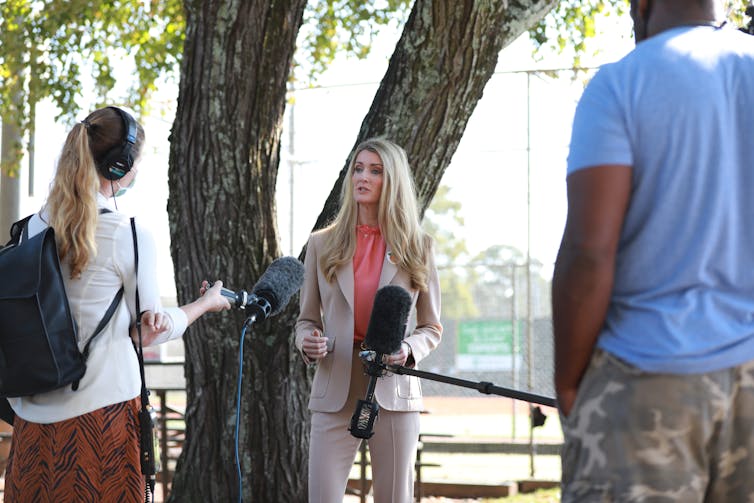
[9,194,187,423]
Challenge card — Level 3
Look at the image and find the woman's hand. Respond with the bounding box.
[131,310,169,346]
[384,341,412,366]
[199,280,232,312]
[301,329,329,361]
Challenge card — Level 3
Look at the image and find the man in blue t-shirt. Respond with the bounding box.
[553,0,754,500]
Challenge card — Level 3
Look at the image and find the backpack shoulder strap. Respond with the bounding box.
[80,287,125,360]
[6,214,34,246]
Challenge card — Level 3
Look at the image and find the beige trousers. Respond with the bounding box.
[308,348,420,503]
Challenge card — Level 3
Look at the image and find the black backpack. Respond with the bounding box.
[0,213,123,417]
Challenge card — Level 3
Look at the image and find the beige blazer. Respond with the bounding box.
[295,228,443,413]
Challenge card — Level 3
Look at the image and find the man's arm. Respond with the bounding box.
[552,164,631,416]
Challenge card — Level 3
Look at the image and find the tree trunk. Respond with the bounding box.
[0,123,21,236]
[0,91,23,236]
[167,0,308,501]
[168,0,557,501]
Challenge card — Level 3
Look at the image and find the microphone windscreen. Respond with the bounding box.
[251,256,305,315]
[363,285,412,355]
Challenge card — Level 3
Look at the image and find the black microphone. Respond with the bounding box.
[363,285,412,358]
[216,256,305,323]
[349,285,412,439]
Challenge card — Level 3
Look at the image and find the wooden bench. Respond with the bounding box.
[414,433,451,502]
[414,437,562,498]
[144,361,187,501]
[419,439,562,456]
[152,391,186,500]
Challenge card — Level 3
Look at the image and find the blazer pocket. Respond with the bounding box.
[310,359,332,399]
[396,374,422,400]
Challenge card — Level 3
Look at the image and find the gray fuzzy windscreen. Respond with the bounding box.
[251,256,305,315]
[364,285,412,356]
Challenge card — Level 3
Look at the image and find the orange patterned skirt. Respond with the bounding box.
[4,397,143,503]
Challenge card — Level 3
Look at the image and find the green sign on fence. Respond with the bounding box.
[456,319,521,371]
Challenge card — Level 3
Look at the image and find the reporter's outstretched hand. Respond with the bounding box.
[200,280,233,312]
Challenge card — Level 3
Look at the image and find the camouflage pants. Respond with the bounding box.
[560,349,754,502]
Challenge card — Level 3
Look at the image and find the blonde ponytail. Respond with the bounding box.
[47,123,99,278]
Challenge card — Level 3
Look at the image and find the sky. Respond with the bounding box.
[12,9,635,299]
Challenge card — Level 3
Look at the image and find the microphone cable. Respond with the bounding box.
[209,258,304,502]
[234,319,252,503]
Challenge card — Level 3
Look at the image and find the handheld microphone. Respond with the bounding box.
[349,285,412,439]
[219,286,251,308]
[214,256,305,323]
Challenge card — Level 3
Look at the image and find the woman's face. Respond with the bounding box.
[352,149,384,208]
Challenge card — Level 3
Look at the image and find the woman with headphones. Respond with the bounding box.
[3,106,231,501]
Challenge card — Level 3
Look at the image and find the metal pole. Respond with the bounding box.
[387,365,555,406]
[526,71,536,478]
[287,97,295,256]
[510,265,517,440]
[28,102,35,197]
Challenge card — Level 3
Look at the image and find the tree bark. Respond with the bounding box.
[0,120,21,235]
[0,87,24,236]
[167,0,308,501]
[168,0,557,501]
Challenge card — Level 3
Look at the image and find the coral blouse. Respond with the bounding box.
[352,225,386,344]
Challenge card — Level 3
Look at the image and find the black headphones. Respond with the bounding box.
[97,106,138,181]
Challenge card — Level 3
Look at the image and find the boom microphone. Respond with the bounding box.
[363,285,412,357]
[349,285,412,439]
[218,256,305,322]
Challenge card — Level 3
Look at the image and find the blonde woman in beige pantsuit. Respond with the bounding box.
[295,138,442,503]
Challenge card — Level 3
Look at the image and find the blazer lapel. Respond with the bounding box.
[335,260,355,314]
[379,246,399,287]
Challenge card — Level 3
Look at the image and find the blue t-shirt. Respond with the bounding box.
[568,25,754,373]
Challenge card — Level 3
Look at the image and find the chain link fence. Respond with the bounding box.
[421,263,554,401]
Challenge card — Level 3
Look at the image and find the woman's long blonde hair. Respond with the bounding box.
[320,137,431,291]
[46,107,144,278]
